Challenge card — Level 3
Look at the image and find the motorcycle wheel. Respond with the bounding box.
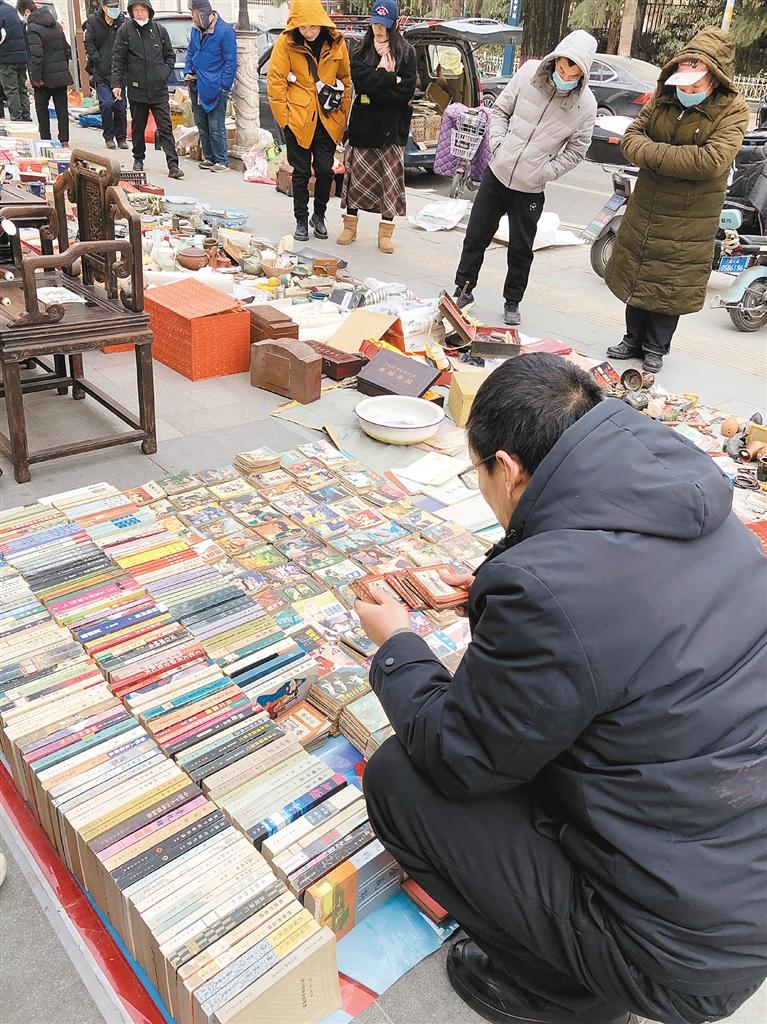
[590,230,616,280]
[450,172,465,200]
[728,280,767,332]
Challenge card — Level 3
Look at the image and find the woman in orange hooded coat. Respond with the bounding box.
[267,0,351,241]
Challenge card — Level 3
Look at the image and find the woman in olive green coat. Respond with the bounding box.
[605,27,749,372]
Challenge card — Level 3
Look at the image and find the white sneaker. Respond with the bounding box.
[0,851,7,889]
[209,163,229,172]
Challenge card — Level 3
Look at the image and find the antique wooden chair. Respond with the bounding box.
[0,149,156,483]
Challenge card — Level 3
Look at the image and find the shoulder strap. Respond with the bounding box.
[304,51,319,82]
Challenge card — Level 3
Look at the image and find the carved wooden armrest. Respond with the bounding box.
[106,184,144,313]
[14,239,134,326]
[0,203,59,244]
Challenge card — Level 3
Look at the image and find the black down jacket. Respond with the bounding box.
[371,398,767,995]
[84,9,125,86]
[0,0,27,64]
[26,7,72,89]
[347,39,417,149]
[111,0,174,104]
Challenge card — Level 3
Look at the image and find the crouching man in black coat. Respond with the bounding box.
[355,353,767,1024]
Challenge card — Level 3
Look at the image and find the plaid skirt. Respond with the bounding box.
[341,144,406,219]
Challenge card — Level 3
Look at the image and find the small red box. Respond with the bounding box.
[145,279,250,380]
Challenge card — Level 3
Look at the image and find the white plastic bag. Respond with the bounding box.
[409,199,469,232]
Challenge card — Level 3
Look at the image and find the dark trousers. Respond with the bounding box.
[365,738,755,1024]
[33,85,69,144]
[284,122,335,221]
[95,81,127,143]
[190,83,228,167]
[456,168,544,303]
[624,305,680,356]
[0,63,30,121]
[129,98,178,169]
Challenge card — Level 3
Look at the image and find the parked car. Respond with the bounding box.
[156,13,275,88]
[257,18,521,172]
[482,52,660,118]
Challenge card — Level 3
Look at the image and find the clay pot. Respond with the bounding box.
[739,440,767,463]
[756,455,767,484]
[177,247,210,271]
[720,414,741,437]
[202,237,218,251]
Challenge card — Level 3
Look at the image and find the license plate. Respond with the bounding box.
[718,255,751,275]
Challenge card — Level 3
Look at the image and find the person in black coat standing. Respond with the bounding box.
[338,0,415,254]
[355,354,767,1024]
[17,0,71,145]
[84,0,128,150]
[111,0,183,178]
[0,0,30,121]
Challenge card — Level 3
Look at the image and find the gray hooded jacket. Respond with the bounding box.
[489,30,598,193]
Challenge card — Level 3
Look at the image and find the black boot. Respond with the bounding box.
[294,218,309,242]
[606,339,642,360]
[447,940,634,1024]
[132,159,144,172]
[643,351,663,373]
[310,212,328,239]
[503,301,521,326]
[168,166,184,180]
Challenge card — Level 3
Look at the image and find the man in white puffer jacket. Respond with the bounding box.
[454,30,597,325]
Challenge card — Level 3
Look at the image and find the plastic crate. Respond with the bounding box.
[145,278,250,380]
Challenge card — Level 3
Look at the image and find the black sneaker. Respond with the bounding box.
[447,940,634,1024]
[168,166,184,180]
[117,140,129,149]
[105,139,117,150]
[199,159,214,169]
[503,301,521,326]
[454,286,474,309]
[132,159,144,172]
[310,213,328,239]
[643,352,663,373]
[606,340,642,360]
[294,218,309,242]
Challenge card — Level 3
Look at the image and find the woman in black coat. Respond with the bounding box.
[337,0,416,254]
[18,0,72,145]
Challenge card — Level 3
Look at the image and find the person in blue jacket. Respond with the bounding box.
[184,0,235,171]
[0,0,30,122]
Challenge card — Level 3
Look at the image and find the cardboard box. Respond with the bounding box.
[328,310,403,354]
[146,279,250,380]
[448,370,488,427]
[276,165,343,198]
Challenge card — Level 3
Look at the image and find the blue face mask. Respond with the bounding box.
[552,70,579,92]
[105,7,120,16]
[676,86,708,108]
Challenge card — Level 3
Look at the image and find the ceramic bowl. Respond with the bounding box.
[355,395,445,445]
[176,246,210,271]
[163,195,200,215]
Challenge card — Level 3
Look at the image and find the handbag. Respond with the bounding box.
[305,52,345,113]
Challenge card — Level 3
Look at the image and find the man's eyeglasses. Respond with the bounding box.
[458,454,495,490]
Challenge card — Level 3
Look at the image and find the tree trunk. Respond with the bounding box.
[606,18,620,54]
[618,0,639,55]
[521,0,569,59]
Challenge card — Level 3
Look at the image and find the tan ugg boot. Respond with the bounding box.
[378,220,395,254]
[337,213,358,245]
